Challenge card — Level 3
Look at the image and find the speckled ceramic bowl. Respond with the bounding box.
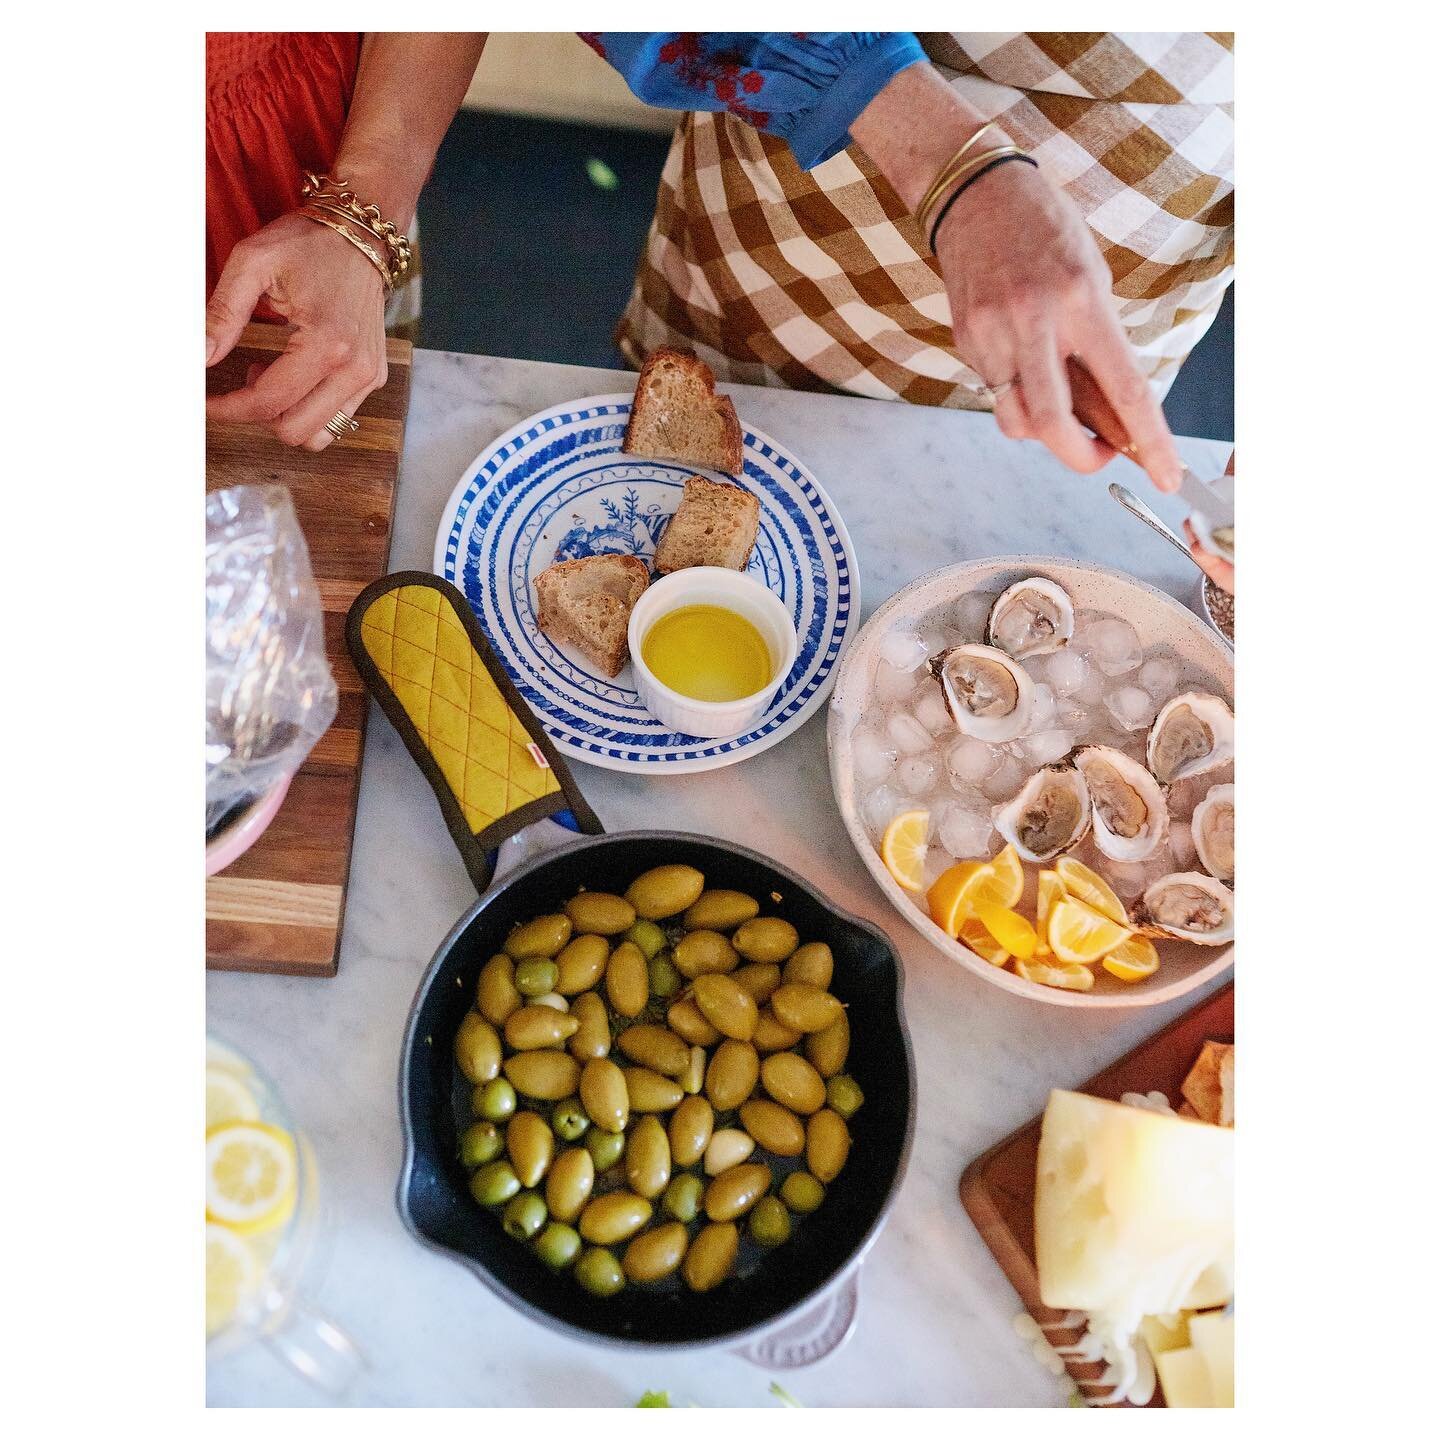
[827,557,1234,1009]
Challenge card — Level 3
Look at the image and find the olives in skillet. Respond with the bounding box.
[451,864,860,1299]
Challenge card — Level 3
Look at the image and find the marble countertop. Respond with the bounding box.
[206,351,1232,1407]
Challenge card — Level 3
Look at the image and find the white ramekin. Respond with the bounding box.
[628,568,798,738]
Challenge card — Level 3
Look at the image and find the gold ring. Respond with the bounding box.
[976,376,1020,402]
[324,410,359,440]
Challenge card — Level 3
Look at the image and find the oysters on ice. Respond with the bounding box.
[992,764,1091,863]
[986,577,1075,660]
[1147,692,1234,785]
[1137,871,1235,946]
[929,643,1034,743]
[1191,783,1235,883]
[1073,745,1169,862]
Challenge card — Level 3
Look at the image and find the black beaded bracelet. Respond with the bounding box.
[927,153,1039,252]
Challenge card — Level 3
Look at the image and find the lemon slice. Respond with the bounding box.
[927,860,996,937]
[974,902,1039,962]
[206,1068,260,1133]
[205,1122,297,1235]
[881,809,930,893]
[206,1222,260,1337]
[1047,897,1133,965]
[206,1038,253,1078]
[1102,934,1161,983]
[1034,870,1065,957]
[957,916,1010,966]
[1054,856,1128,926]
[1015,956,1096,992]
[987,843,1025,909]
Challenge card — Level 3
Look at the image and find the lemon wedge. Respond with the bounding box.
[206,1067,260,1133]
[881,809,930,893]
[1102,934,1161,983]
[1034,870,1065,957]
[957,916,1010,966]
[1047,897,1133,965]
[974,902,1039,962]
[1016,956,1096,992]
[988,843,1025,909]
[206,1223,260,1337]
[205,1122,297,1235]
[1054,856,1128,926]
[927,860,996,936]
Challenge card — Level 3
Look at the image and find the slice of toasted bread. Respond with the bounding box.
[622,348,743,475]
[653,476,761,574]
[534,554,649,678]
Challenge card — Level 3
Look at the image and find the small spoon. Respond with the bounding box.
[1107,483,1210,577]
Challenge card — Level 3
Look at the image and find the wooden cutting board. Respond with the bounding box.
[959,983,1234,1406]
[206,322,412,976]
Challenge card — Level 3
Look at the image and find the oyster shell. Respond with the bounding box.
[992,764,1091,863]
[1147,692,1235,785]
[1074,745,1169,862]
[1191,782,1235,883]
[986,577,1075,660]
[1137,871,1234,946]
[929,643,1034,743]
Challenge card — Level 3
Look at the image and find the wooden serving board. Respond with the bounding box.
[206,322,411,976]
[959,983,1234,1406]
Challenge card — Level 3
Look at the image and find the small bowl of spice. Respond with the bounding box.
[1199,575,1234,647]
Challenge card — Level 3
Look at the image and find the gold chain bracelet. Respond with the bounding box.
[301,172,411,284]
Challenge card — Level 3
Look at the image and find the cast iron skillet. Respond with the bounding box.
[397,830,915,1349]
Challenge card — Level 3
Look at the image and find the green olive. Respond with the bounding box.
[605,940,649,1018]
[472,1077,517,1122]
[625,1067,684,1113]
[771,982,843,1034]
[584,1126,626,1174]
[476,954,522,1027]
[760,1052,827,1115]
[454,1011,503,1084]
[469,1159,521,1208]
[733,916,800,964]
[545,1145,595,1222]
[579,1057,629,1133]
[504,913,572,961]
[673,929,740,979]
[806,1108,852,1183]
[504,1004,580,1051]
[705,1039,760,1111]
[564,891,636,936]
[826,1074,865,1119]
[514,958,560,998]
[739,1098,806,1157]
[616,1023,690,1078]
[667,997,721,1047]
[648,953,683,999]
[780,1171,826,1215]
[502,1190,548,1240]
[624,1115,672,1199]
[753,1008,804,1052]
[623,1221,689,1284]
[624,918,667,960]
[459,1121,504,1169]
[783,941,834,990]
[568,992,611,1061]
[748,1194,792,1247]
[681,1045,706,1096]
[503,1050,580,1101]
[669,1095,714,1168]
[626,864,706,920]
[553,933,611,995]
[574,1246,626,1297]
[692,973,759,1041]
[683,1221,739,1292]
[533,1220,582,1270]
[682,889,761,932]
[805,1010,850,1078]
[662,1171,705,1224]
[703,1128,756,1176]
[732,963,782,1006]
[551,1098,590,1141]
[578,1191,653,1245]
[703,1161,772,1222]
[505,1110,555,1187]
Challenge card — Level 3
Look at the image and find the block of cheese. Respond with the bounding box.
[1187,1312,1234,1406]
[1035,1091,1234,1334]
[1155,1344,1217,1407]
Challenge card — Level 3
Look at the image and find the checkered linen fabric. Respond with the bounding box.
[615,32,1233,408]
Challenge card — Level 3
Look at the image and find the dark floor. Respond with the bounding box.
[420,110,1233,442]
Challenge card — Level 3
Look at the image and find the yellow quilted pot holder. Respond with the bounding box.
[346,572,601,890]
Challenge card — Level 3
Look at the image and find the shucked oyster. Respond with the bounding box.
[929,643,1034,743]
[992,764,1091,863]
[1073,745,1169,862]
[986,577,1075,660]
[1137,871,1235,946]
[1147,692,1234,785]
[1191,782,1235,883]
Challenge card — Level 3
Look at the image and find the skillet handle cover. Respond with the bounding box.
[346,571,602,892]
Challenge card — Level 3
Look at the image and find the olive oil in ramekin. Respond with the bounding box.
[640,604,773,702]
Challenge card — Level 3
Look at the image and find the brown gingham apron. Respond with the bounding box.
[616,32,1233,407]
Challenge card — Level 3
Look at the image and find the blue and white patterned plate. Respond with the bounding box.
[433,394,859,774]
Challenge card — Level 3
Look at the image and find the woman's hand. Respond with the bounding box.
[1185,449,1235,593]
[205,212,388,450]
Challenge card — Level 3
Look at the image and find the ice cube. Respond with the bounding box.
[945,735,1001,785]
[1071,609,1106,654]
[878,627,930,674]
[1137,655,1181,700]
[851,726,898,784]
[896,753,941,796]
[859,785,904,838]
[1046,648,1091,698]
[982,753,1026,801]
[1073,666,1105,706]
[951,590,997,641]
[874,659,919,703]
[1055,698,1091,737]
[1024,682,1059,734]
[1089,617,1143,677]
[1169,823,1198,870]
[1104,684,1159,733]
[1023,728,1075,767]
[916,623,952,659]
[1101,860,1150,901]
[939,800,993,859]
[914,686,954,734]
[887,711,934,756]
